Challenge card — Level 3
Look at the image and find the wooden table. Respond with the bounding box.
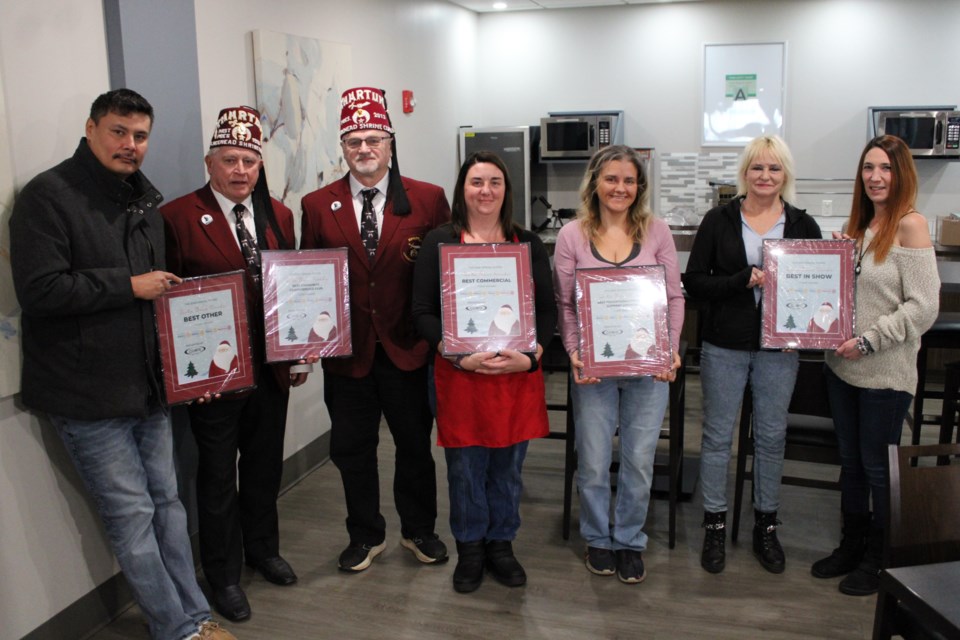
[873,560,960,640]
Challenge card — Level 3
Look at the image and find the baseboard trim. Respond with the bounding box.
[23,431,330,640]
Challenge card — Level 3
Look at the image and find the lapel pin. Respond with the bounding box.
[201,214,214,225]
[331,201,342,211]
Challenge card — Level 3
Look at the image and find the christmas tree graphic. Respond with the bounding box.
[602,342,614,358]
[783,314,797,330]
[465,318,478,334]
[185,361,198,378]
[286,326,298,342]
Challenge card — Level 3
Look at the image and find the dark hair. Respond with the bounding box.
[451,151,516,241]
[577,144,651,243]
[848,135,918,263]
[89,88,154,125]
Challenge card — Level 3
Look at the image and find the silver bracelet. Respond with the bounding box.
[856,335,874,356]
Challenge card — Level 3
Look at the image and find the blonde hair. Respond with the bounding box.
[577,145,652,243]
[735,135,797,203]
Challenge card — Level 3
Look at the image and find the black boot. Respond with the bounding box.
[700,511,726,574]
[453,540,485,593]
[753,510,785,574]
[839,527,883,596]
[485,540,526,587]
[811,512,869,579]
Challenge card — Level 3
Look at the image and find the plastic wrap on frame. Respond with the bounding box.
[575,265,672,379]
[154,270,256,405]
[261,248,352,362]
[439,242,537,355]
[760,238,856,350]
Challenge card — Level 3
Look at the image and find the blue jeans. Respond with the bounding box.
[699,341,799,514]
[824,366,912,529]
[572,376,668,552]
[445,442,528,542]
[51,408,210,640]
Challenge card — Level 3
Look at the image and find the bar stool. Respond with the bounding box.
[911,312,960,445]
[940,361,960,446]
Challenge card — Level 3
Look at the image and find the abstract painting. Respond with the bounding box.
[252,29,352,240]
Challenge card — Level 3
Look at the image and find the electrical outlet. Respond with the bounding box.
[821,199,833,216]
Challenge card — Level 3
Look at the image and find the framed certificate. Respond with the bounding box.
[575,266,672,378]
[261,248,351,362]
[154,271,255,405]
[439,242,536,355]
[761,238,856,350]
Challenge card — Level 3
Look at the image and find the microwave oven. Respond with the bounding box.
[539,112,622,160]
[875,109,960,158]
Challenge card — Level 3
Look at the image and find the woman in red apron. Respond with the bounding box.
[412,151,557,593]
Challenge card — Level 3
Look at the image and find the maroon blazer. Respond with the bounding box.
[300,175,450,378]
[161,184,296,391]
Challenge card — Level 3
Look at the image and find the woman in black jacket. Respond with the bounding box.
[683,135,821,575]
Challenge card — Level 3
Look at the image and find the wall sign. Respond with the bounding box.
[702,42,786,146]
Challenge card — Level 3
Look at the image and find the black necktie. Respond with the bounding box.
[233,204,262,288]
[360,188,379,263]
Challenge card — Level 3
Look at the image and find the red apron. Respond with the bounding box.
[434,353,549,448]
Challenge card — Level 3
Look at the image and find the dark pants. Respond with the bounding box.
[824,366,912,529]
[324,345,438,545]
[188,371,289,589]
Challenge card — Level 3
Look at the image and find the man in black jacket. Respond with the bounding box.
[9,89,234,640]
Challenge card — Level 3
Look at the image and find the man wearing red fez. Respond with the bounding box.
[301,87,450,572]
[161,105,311,622]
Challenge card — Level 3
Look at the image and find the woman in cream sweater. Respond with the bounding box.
[813,135,940,596]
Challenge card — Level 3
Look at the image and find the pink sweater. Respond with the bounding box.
[553,217,684,357]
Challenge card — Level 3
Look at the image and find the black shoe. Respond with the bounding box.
[585,546,616,576]
[753,510,785,574]
[615,549,646,584]
[485,540,526,587]
[246,555,297,585]
[338,541,386,572]
[211,584,251,622]
[839,527,882,596]
[811,512,869,579]
[400,534,449,564]
[701,510,726,574]
[838,564,880,596]
[453,540,485,593]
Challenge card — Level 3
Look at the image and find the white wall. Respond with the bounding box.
[3,0,958,636]
[191,0,479,456]
[0,3,119,637]
[0,1,477,637]
[474,0,960,221]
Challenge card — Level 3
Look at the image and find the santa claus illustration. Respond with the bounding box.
[807,302,839,333]
[208,340,238,377]
[307,311,338,342]
[624,327,656,360]
[487,304,520,336]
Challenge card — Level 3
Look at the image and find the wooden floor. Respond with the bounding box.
[91,372,942,640]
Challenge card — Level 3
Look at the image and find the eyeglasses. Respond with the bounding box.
[342,135,392,150]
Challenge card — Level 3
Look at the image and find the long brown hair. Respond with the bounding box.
[577,145,651,243]
[451,151,517,241]
[848,135,918,263]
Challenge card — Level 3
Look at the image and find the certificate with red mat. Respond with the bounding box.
[760,238,856,350]
[439,242,536,355]
[575,265,672,378]
[154,271,254,405]
[261,248,351,362]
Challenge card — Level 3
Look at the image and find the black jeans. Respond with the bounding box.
[824,365,912,529]
[324,345,438,545]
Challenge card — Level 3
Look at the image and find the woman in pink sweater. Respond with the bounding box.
[553,145,683,584]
